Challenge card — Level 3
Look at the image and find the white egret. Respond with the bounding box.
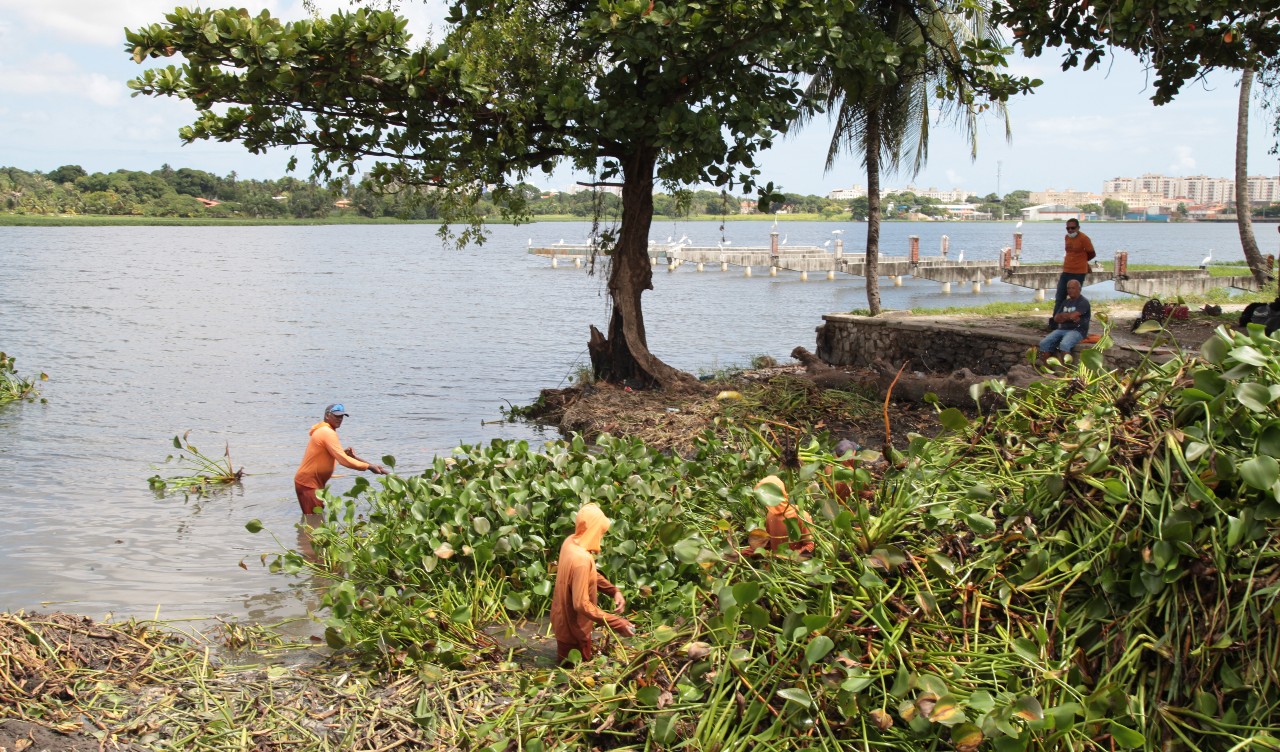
[772,214,779,229]
[832,228,845,235]
[1015,221,1023,229]
[957,249,965,263]
[779,235,788,246]
[823,240,831,248]
[1200,249,1213,270]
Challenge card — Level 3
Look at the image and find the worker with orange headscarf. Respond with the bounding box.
[550,503,635,664]
[753,475,815,557]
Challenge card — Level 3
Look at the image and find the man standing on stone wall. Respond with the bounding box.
[1049,218,1095,330]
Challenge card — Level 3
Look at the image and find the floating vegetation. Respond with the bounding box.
[278,324,1280,750]
[6,326,1280,750]
[0,351,46,404]
[147,431,244,495]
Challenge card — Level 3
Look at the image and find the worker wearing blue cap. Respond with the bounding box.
[293,403,387,515]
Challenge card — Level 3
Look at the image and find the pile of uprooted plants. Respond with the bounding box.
[5,325,1280,751]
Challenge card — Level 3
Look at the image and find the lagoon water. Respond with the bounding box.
[0,220,1259,626]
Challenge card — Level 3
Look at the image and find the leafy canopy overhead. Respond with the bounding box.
[993,0,1280,105]
[128,1,803,213]
[127,0,1031,217]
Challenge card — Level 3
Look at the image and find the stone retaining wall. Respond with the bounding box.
[815,313,1145,373]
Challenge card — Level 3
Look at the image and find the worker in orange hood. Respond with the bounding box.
[550,503,635,664]
[755,475,815,557]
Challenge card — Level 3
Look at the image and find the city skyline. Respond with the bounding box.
[2,0,1276,198]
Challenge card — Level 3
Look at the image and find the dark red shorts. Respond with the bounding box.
[557,638,593,665]
[295,483,323,515]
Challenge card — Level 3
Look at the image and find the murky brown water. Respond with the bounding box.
[0,220,1244,625]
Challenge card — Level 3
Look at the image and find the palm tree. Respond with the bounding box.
[1235,67,1269,286]
[800,0,1010,315]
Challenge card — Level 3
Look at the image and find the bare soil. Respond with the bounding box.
[529,307,1243,454]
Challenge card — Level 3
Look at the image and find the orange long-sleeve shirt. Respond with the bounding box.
[1062,231,1095,274]
[551,506,631,647]
[293,422,369,490]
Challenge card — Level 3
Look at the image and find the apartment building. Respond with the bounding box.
[1103,173,1280,205]
[1030,189,1102,206]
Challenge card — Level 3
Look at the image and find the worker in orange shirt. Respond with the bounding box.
[1050,218,1096,330]
[293,403,387,516]
[550,504,635,664]
[745,475,814,557]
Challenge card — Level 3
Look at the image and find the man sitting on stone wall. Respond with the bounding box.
[1039,279,1090,360]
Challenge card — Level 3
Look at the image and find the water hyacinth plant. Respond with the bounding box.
[0,351,46,404]
[148,431,244,495]
[260,325,1280,751]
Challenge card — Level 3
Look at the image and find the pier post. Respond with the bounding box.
[770,266,778,277]
[835,239,844,259]
[941,235,950,258]
[697,262,704,272]
[827,270,835,280]
[909,235,920,264]
[745,266,752,277]
[1013,232,1023,262]
[770,231,780,271]
[574,257,582,268]
[650,257,657,267]
[551,256,558,268]
[1115,251,1128,278]
[972,280,982,293]
[893,275,903,286]
[1034,289,1045,301]
[721,261,728,272]
[800,270,808,282]
[941,282,952,294]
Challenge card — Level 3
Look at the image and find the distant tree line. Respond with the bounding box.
[0,165,869,221]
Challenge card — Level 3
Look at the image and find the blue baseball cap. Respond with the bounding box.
[324,403,350,418]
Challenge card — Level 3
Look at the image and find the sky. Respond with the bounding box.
[1,0,1275,198]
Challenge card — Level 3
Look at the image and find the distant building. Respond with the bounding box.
[827,186,867,200]
[562,184,622,197]
[936,204,992,220]
[1021,204,1086,222]
[1104,173,1280,205]
[1030,189,1101,206]
[894,185,971,203]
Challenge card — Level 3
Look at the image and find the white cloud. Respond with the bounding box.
[1167,145,1197,174]
[0,53,127,107]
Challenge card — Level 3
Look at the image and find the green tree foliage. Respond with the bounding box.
[993,0,1280,105]
[846,195,870,220]
[1102,197,1129,219]
[124,0,1034,387]
[1002,188,1032,218]
[124,2,829,387]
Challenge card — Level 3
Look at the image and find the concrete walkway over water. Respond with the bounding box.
[530,232,1265,298]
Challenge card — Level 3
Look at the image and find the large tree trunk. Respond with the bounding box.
[864,114,883,316]
[1236,67,1268,286]
[588,149,699,390]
